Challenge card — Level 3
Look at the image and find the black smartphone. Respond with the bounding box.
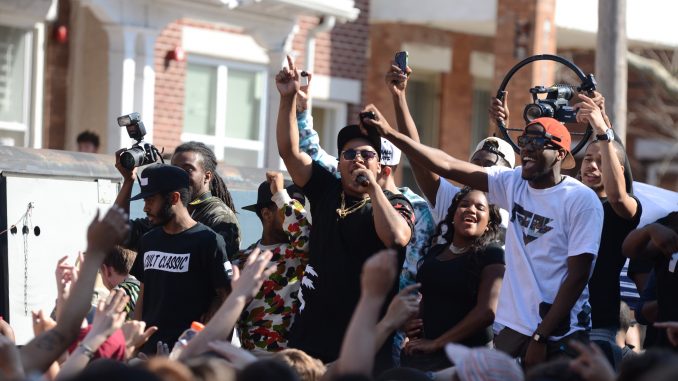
[395,51,409,73]
[359,111,376,121]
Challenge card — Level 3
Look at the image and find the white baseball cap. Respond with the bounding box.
[470,137,516,168]
[445,343,524,381]
[380,138,402,166]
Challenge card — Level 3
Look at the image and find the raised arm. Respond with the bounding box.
[276,56,313,187]
[575,93,638,219]
[20,207,129,374]
[385,64,440,203]
[361,105,489,192]
[178,248,275,360]
[296,72,340,176]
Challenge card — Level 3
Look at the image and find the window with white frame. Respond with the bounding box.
[182,57,267,167]
[0,25,31,147]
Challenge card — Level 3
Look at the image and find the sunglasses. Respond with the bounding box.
[341,149,378,161]
[517,134,560,150]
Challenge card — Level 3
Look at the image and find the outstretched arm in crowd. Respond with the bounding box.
[575,92,638,219]
[334,249,399,377]
[385,64,440,204]
[57,290,129,380]
[276,55,313,188]
[178,248,276,360]
[524,254,595,368]
[361,104,489,192]
[405,264,504,355]
[20,207,130,374]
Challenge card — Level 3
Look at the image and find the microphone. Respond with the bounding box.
[356,174,369,186]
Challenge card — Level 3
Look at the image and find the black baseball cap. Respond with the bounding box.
[242,180,306,213]
[130,164,189,201]
[336,125,381,159]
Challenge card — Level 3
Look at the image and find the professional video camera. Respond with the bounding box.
[523,84,579,123]
[117,112,163,170]
[494,54,598,155]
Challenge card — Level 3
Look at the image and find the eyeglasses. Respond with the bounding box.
[517,135,560,150]
[340,149,378,161]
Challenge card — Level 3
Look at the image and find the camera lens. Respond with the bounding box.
[120,147,145,170]
[523,104,544,122]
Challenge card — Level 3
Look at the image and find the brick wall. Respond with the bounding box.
[42,0,71,149]
[152,21,185,153]
[366,23,494,163]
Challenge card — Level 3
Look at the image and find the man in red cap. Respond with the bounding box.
[364,109,603,368]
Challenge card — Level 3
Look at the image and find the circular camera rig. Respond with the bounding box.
[495,54,597,155]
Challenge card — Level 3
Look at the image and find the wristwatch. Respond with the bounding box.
[532,332,548,344]
[595,128,614,142]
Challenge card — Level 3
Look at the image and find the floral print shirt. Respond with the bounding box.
[232,191,311,352]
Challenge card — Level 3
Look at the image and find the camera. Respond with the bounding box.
[117,112,162,170]
[523,84,578,123]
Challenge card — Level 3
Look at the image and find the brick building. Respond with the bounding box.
[1,0,676,188]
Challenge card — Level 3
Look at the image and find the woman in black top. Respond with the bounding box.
[402,187,505,371]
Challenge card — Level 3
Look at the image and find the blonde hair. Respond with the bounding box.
[273,349,326,381]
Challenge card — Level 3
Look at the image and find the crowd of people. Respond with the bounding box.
[1,54,677,381]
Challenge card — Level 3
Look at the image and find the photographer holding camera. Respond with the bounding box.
[125,164,231,354]
[113,114,240,258]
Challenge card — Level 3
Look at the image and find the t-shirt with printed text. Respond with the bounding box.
[130,222,230,353]
[486,166,603,340]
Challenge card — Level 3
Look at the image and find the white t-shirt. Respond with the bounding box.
[487,166,603,340]
[431,178,510,229]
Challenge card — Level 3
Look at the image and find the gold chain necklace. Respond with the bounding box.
[336,192,370,218]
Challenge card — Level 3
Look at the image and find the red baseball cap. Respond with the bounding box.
[525,117,575,169]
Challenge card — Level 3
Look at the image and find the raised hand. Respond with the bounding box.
[360,104,396,138]
[86,206,130,254]
[361,249,398,300]
[574,93,608,134]
[55,255,79,302]
[275,55,301,97]
[267,171,285,196]
[385,63,410,97]
[31,310,56,336]
[489,91,509,127]
[296,71,312,113]
[121,320,158,359]
[114,148,137,181]
[90,289,129,338]
[381,283,420,331]
[230,248,276,302]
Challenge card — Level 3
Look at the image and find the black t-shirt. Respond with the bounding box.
[130,223,230,353]
[288,161,415,363]
[652,212,678,348]
[589,196,642,328]
[416,243,504,347]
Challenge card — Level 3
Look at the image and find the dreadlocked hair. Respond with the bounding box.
[174,141,236,212]
[421,187,503,265]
